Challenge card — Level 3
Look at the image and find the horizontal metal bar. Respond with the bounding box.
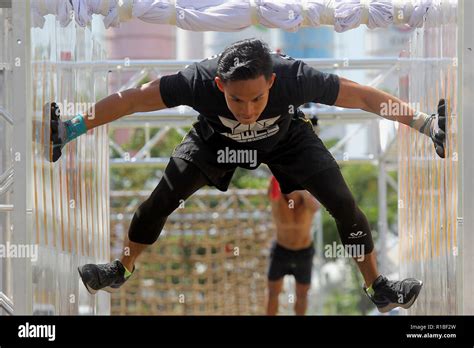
[31,57,454,72]
[0,204,13,212]
[110,158,169,166]
[33,107,376,128]
[111,188,267,198]
[110,108,377,128]
[110,154,380,167]
[333,156,378,164]
[111,211,269,222]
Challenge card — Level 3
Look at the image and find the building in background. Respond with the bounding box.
[106,19,176,66]
[105,19,176,145]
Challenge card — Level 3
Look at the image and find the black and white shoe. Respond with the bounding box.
[364,275,423,313]
[78,259,133,295]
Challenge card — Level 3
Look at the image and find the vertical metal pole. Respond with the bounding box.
[374,120,388,274]
[0,5,6,314]
[314,211,323,262]
[176,29,204,59]
[314,210,323,314]
[398,49,409,284]
[457,0,474,315]
[378,159,388,274]
[11,0,32,315]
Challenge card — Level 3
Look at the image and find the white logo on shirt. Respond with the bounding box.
[349,231,367,239]
[217,115,281,142]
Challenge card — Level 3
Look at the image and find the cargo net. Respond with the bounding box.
[110,189,275,315]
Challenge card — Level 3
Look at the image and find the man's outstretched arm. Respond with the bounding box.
[334,77,446,158]
[84,78,167,130]
[334,77,417,126]
[47,78,169,162]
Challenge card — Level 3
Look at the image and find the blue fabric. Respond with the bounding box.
[64,114,87,142]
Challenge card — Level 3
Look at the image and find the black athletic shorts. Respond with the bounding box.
[171,115,340,193]
[267,242,315,284]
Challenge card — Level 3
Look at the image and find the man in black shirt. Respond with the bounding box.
[55,39,446,313]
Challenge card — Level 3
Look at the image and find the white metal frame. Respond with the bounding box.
[2,2,467,314]
[11,0,32,315]
[457,0,474,315]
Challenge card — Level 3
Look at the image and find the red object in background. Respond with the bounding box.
[60,51,72,61]
[225,243,233,253]
[269,176,281,201]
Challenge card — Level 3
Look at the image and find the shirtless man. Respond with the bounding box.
[266,176,319,315]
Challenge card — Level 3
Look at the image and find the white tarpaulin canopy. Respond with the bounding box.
[31,0,457,32]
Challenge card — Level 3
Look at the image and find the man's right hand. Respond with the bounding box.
[428,99,447,159]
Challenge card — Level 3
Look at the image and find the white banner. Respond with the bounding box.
[31,0,457,32]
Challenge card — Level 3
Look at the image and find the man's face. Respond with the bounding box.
[215,73,276,125]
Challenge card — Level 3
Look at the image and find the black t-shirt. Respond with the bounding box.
[159,53,340,151]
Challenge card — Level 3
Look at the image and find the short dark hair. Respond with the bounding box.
[217,38,273,83]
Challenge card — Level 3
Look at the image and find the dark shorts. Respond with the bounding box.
[171,115,340,193]
[267,242,315,284]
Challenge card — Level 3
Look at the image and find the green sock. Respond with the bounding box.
[124,265,134,279]
[366,285,375,296]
